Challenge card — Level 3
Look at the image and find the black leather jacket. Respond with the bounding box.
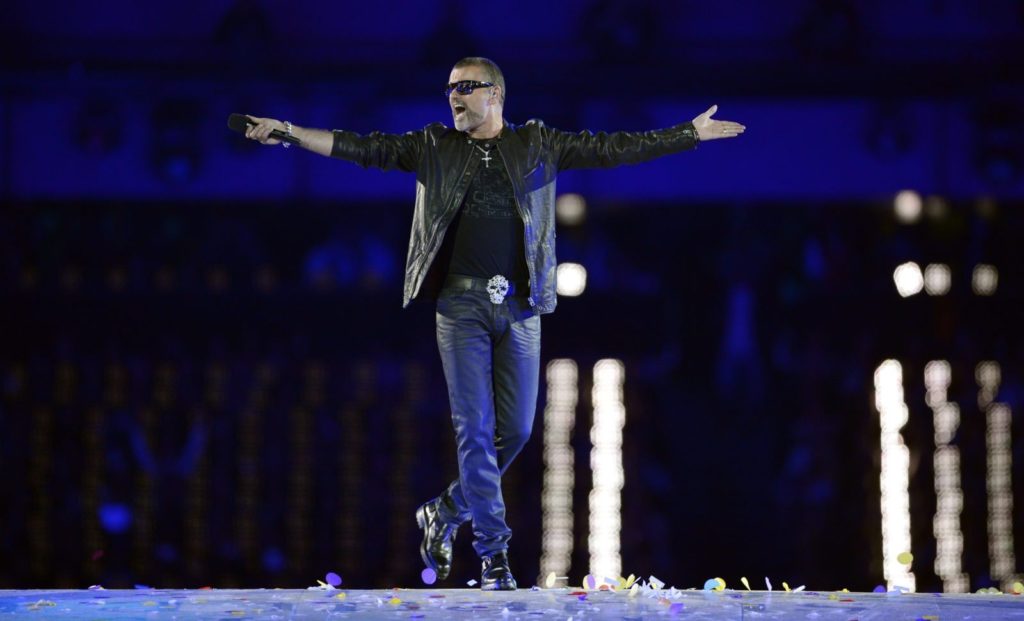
[331,119,700,314]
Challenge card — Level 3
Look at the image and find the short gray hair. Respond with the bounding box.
[453,57,505,105]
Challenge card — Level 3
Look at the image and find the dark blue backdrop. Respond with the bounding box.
[2,0,1022,593]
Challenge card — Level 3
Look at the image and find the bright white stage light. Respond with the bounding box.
[924,264,951,296]
[925,360,968,593]
[972,265,998,296]
[556,193,587,226]
[986,402,1018,590]
[893,262,924,297]
[557,263,587,297]
[976,361,1001,410]
[540,360,578,580]
[977,361,1020,590]
[894,190,922,223]
[589,359,625,581]
[875,360,916,592]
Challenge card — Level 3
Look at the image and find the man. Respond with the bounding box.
[244,57,745,590]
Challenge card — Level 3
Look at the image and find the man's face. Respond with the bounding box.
[448,65,499,132]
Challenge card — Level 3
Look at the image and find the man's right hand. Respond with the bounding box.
[244,115,285,145]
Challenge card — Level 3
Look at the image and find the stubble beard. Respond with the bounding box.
[454,108,483,132]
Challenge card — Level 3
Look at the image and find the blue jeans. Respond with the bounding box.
[433,287,541,557]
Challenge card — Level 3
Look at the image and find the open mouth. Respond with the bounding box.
[453,104,466,116]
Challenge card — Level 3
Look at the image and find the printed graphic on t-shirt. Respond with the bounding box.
[445,146,529,281]
[463,156,516,219]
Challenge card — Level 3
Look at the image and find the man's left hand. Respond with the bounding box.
[692,105,745,141]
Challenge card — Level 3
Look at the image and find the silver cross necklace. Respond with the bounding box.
[474,144,493,168]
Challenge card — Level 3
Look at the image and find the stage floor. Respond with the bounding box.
[1,587,1023,619]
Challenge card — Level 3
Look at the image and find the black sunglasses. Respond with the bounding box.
[445,80,494,97]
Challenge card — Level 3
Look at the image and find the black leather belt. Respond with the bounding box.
[443,274,528,297]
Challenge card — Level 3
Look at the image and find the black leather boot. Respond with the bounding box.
[416,499,458,580]
[480,551,517,591]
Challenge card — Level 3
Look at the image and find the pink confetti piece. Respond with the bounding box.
[421,568,437,585]
[325,572,342,587]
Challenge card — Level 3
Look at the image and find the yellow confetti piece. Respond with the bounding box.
[317,580,328,588]
[231,612,245,617]
[629,583,640,597]
[335,593,347,600]
[1013,581,1024,595]
[897,551,914,565]
[714,577,726,591]
[25,600,57,611]
[740,577,751,591]
[545,572,557,588]
[388,597,401,606]
[783,582,791,592]
[841,588,849,593]
[828,594,839,601]
[919,616,938,620]
[143,601,157,607]
[623,574,637,589]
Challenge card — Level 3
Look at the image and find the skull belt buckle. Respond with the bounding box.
[486,275,510,304]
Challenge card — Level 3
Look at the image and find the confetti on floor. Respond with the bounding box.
[0,588,1021,620]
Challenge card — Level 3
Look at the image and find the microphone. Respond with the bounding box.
[226,113,302,145]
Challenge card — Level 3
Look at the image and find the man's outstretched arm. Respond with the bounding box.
[243,114,422,172]
[244,116,334,157]
[549,105,746,171]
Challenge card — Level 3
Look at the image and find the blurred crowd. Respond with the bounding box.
[1,197,1021,591]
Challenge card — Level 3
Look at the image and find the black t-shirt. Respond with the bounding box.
[443,141,529,283]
